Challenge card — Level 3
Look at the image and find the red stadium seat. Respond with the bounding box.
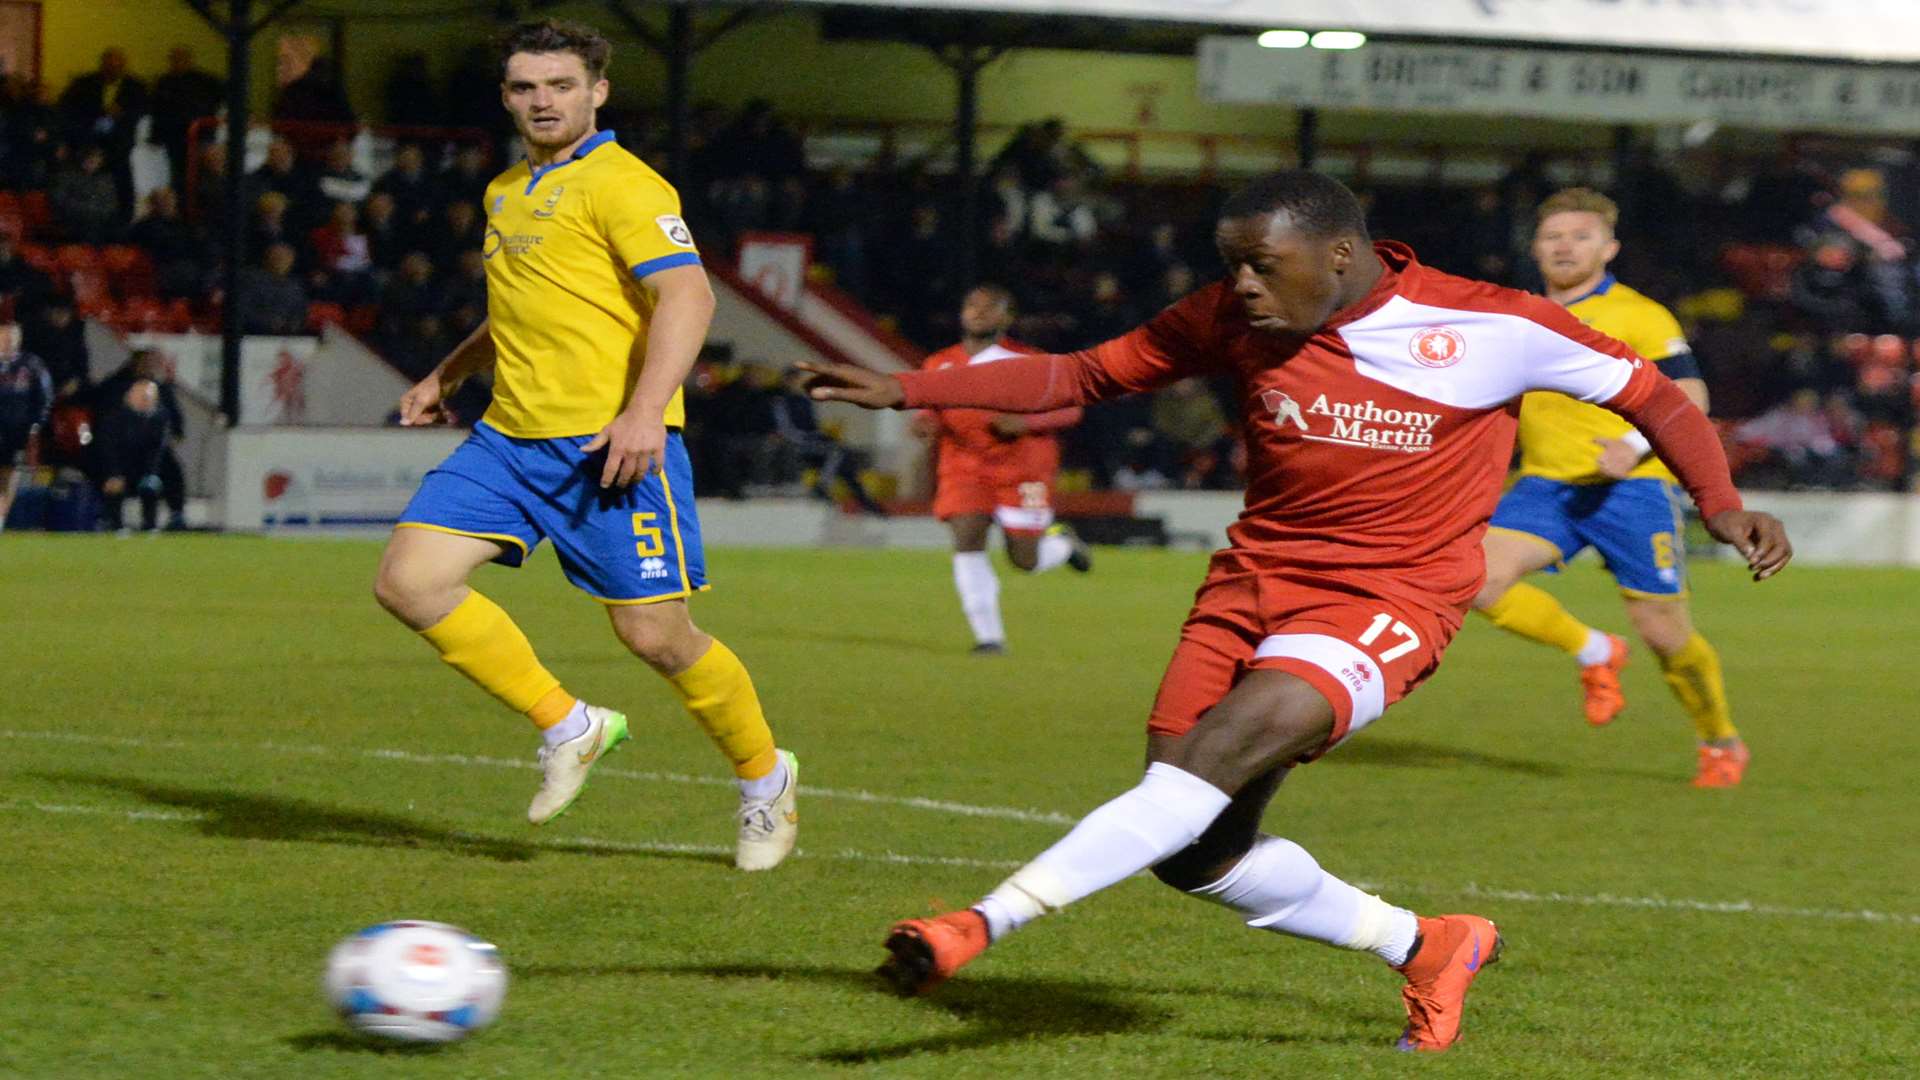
[101,245,156,298]
[20,191,51,238]
[1719,244,1801,301]
[306,300,347,332]
[346,303,379,337]
[0,210,22,242]
[68,269,112,316]
[55,244,103,274]
[162,298,195,332]
[114,297,168,331]
[16,242,55,273]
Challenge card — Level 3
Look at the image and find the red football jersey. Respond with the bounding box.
[898,243,1739,609]
[920,339,1080,468]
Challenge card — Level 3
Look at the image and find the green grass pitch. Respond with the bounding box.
[3,535,1916,1078]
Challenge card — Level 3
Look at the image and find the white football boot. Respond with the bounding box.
[735,749,799,871]
[528,705,629,825]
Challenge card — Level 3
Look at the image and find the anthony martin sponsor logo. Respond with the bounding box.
[1262,389,1442,453]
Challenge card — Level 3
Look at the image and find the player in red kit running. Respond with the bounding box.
[920,284,1091,654]
[802,171,1790,1053]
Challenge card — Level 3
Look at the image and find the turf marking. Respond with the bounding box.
[0,729,1074,826]
[9,729,1918,927]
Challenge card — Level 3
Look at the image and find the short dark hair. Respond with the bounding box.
[497,19,612,81]
[1218,170,1369,241]
[967,282,1016,312]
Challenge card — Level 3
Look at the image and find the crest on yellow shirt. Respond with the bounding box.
[532,185,566,219]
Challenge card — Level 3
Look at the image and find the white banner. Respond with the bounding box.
[1199,36,1920,135]
[801,0,1920,63]
[219,426,467,530]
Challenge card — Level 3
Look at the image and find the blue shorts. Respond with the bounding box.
[1488,476,1687,597]
[398,422,708,604]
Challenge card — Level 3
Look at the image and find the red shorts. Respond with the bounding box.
[933,443,1059,534]
[1146,564,1461,760]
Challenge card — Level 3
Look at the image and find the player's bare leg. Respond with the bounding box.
[1005,524,1092,575]
[376,527,622,824]
[610,600,797,868]
[947,514,1006,654]
[880,670,1501,1050]
[1624,595,1746,786]
[1475,530,1628,725]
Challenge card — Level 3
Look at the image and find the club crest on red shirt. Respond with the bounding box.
[1410,326,1466,368]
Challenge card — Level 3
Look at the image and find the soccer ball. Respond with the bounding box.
[324,921,508,1043]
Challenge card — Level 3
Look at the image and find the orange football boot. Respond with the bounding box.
[1394,913,1503,1052]
[1579,634,1630,726]
[876,910,990,995]
[1692,741,1750,788]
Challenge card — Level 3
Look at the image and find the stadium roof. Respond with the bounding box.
[798,0,1920,65]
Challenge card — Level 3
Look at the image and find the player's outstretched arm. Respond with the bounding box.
[399,318,497,426]
[798,361,907,410]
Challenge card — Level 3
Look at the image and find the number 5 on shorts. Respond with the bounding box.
[1358,612,1421,663]
[632,512,664,559]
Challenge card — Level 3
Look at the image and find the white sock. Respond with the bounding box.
[1576,629,1614,666]
[1191,835,1420,965]
[739,755,788,801]
[1031,532,1074,573]
[973,762,1231,940]
[952,551,1005,645]
[541,700,591,748]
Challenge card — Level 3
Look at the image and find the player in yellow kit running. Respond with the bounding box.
[372,19,798,866]
[1475,188,1748,787]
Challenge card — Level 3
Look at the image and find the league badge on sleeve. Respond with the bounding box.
[657,215,696,248]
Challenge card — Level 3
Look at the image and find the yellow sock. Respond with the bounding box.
[418,591,576,729]
[1479,582,1592,657]
[1659,633,1738,742]
[666,639,777,779]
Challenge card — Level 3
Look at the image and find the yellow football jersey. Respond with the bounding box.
[1518,275,1692,483]
[479,130,700,438]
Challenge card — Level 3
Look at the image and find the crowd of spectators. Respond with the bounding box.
[3,42,1916,530]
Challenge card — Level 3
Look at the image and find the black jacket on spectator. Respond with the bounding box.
[23,312,88,394]
[274,59,355,126]
[91,400,168,481]
[0,351,54,432]
[0,244,55,317]
[57,72,148,152]
[237,266,310,335]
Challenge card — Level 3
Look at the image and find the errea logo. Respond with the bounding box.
[639,556,671,580]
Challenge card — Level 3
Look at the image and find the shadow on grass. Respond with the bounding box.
[1324,739,1565,777]
[30,771,536,862]
[280,1031,448,1056]
[518,960,1169,1062]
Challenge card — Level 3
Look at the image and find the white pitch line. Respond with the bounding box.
[0,800,1023,871]
[0,729,1074,826]
[9,731,1917,928]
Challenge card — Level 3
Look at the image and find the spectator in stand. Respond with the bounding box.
[0,74,60,191]
[1077,271,1138,343]
[247,190,298,258]
[382,52,443,127]
[431,199,486,265]
[359,191,410,272]
[190,141,230,232]
[248,136,322,229]
[274,50,354,126]
[316,140,371,205]
[90,349,186,530]
[1028,174,1099,249]
[49,144,122,243]
[769,367,888,515]
[307,199,375,303]
[386,312,456,383]
[148,46,223,188]
[22,299,88,398]
[0,233,56,318]
[90,377,173,533]
[237,242,308,335]
[1128,221,1187,292]
[439,143,491,214]
[56,48,146,203]
[1147,263,1196,314]
[373,143,437,235]
[441,248,489,336]
[1735,387,1851,488]
[1151,378,1235,489]
[1789,235,1877,335]
[0,321,54,530]
[127,187,207,299]
[377,251,441,344]
[809,166,870,299]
